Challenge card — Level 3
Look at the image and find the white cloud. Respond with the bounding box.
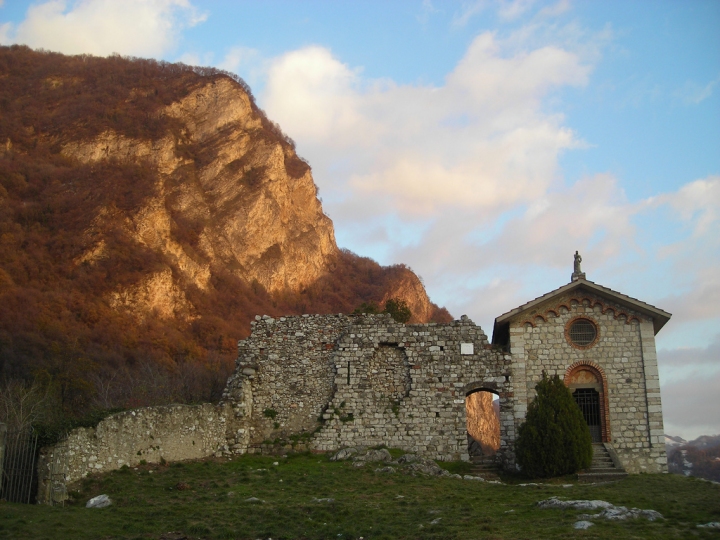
[2,0,205,57]
[0,21,10,44]
[537,0,572,19]
[497,0,537,21]
[261,25,719,362]
[645,176,720,323]
[661,368,720,440]
[264,31,589,221]
[452,1,488,27]
[218,46,259,75]
[417,0,442,25]
[652,175,720,237]
[677,77,718,105]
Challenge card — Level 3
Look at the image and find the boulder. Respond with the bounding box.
[353,448,392,463]
[330,447,358,461]
[86,494,112,508]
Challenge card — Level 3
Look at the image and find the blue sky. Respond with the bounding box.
[1,0,719,440]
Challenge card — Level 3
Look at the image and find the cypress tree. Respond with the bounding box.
[515,373,593,478]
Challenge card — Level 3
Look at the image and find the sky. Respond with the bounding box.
[1,0,719,441]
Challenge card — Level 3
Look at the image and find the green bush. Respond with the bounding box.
[515,374,593,478]
[352,298,412,323]
[382,298,412,323]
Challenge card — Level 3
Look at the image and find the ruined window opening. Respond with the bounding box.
[347,360,351,385]
[465,390,500,457]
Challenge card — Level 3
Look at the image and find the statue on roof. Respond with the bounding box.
[572,251,586,282]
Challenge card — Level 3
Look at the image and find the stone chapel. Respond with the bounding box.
[491,252,670,473]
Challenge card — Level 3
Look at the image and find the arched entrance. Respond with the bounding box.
[465,389,500,457]
[564,363,611,443]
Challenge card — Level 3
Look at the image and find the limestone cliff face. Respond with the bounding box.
[381,268,435,323]
[62,78,337,318]
[466,392,501,455]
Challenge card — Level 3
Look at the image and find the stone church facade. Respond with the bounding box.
[491,258,670,473]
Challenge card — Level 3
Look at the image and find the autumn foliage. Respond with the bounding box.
[0,45,451,428]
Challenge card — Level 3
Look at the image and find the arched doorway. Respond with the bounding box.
[564,363,610,443]
[465,389,500,457]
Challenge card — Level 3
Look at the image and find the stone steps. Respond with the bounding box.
[469,455,500,479]
[578,443,627,483]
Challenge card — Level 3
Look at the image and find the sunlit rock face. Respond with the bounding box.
[466,391,501,455]
[64,77,337,311]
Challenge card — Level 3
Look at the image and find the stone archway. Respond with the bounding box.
[564,362,611,443]
[465,389,500,457]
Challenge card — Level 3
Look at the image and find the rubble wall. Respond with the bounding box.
[222,313,515,466]
[37,403,229,504]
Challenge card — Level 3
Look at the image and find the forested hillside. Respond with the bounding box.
[0,45,450,425]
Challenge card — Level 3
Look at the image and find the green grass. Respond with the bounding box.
[1,453,718,539]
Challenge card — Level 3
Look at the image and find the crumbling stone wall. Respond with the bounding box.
[221,314,348,452]
[507,293,667,473]
[222,313,515,466]
[37,403,229,504]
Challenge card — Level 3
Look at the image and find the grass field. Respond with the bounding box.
[1,452,719,539]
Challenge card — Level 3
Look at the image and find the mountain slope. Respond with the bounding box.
[0,46,450,412]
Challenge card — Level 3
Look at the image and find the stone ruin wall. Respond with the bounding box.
[222,313,515,466]
[507,292,667,473]
[221,314,349,453]
[37,403,231,504]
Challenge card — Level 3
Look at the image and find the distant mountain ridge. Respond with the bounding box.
[0,45,450,412]
[665,434,720,482]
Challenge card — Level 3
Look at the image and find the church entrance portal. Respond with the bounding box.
[573,388,602,442]
[565,363,610,443]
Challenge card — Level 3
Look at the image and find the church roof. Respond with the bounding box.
[491,278,671,344]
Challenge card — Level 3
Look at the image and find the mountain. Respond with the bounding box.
[0,45,451,414]
[666,434,720,482]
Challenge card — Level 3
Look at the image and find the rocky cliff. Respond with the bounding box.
[60,76,338,318]
[0,46,450,410]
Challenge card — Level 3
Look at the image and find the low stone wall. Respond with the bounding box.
[37,403,230,504]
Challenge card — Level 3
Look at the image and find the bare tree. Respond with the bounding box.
[0,379,51,432]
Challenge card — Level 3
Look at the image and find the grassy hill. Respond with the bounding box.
[1,452,718,539]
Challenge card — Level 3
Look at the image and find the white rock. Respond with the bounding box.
[573,521,593,530]
[330,447,358,461]
[463,475,485,482]
[86,494,112,508]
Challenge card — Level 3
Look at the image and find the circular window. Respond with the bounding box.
[568,318,597,347]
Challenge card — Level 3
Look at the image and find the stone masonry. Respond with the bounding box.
[493,276,670,474]
[221,313,516,466]
[36,403,230,504]
[37,266,671,502]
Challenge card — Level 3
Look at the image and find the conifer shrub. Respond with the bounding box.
[515,373,593,478]
[383,298,412,323]
[352,298,412,323]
